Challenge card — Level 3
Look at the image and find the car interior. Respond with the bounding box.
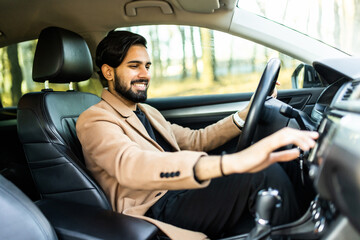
[1,0,360,240]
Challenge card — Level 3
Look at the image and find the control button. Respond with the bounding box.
[314,212,320,220]
[311,201,318,210]
[312,209,317,218]
[318,218,326,233]
[314,217,326,233]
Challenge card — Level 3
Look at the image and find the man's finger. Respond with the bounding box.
[269,148,300,162]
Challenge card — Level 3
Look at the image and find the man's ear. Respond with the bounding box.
[101,64,114,81]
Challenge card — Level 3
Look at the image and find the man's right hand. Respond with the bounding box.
[222,128,318,175]
[194,128,318,181]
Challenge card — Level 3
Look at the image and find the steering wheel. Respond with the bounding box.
[236,58,281,151]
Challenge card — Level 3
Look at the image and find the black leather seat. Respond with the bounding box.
[17,27,110,210]
[16,26,158,240]
[0,174,158,240]
[0,174,57,240]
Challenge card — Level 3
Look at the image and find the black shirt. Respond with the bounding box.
[134,107,174,152]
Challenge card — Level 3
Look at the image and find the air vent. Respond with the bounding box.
[342,81,360,101]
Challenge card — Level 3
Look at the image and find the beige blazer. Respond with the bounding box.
[76,89,241,239]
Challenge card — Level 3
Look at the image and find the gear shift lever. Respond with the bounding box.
[246,188,282,240]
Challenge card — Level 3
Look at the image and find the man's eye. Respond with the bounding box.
[129,65,137,68]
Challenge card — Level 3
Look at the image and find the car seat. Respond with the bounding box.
[16,26,159,240]
[0,174,57,240]
[17,26,111,209]
[0,173,158,240]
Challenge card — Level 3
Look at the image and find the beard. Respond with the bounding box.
[114,74,148,103]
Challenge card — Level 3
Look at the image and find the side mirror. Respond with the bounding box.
[291,64,322,89]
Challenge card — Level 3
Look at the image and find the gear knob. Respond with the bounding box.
[255,188,282,225]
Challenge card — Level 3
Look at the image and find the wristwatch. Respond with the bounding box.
[233,111,245,130]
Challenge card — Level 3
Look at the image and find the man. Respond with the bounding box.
[76,30,318,239]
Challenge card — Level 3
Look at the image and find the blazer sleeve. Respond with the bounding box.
[171,115,242,152]
[76,106,210,191]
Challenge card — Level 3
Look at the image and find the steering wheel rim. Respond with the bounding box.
[236,58,281,151]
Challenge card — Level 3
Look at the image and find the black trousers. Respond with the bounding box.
[146,162,315,239]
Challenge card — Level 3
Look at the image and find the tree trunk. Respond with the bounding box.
[0,48,5,107]
[334,1,341,47]
[154,26,163,77]
[210,30,218,82]
[353,0,360,53]
[149,27,162,80]
[7,44,23,106]
[190,27,199,80]
[251,45,257,72]
[227,38,234,75]
[200,28,216,85]
[317,0,323,40]
[165,31,173,75]
[19,40,37,91]
[178,26,187,80]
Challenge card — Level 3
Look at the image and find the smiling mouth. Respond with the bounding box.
[131,80,148,91]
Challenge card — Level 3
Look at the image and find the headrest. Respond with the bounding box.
[32,27,93,83]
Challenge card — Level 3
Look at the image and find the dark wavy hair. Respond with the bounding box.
[95,30,147,80]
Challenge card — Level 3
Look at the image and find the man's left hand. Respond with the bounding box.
[236,81,280,122]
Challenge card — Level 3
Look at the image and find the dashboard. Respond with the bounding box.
[306,60,360,237]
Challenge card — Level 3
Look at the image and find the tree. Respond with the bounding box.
[149,27,162,80]
[251,45,257,72]
[165,30,173,76]
[0,48,5,107]
[227,38,234,75]
[353,0,360,53]
[210,30,218,82]
[200,28,216,85]
[7,44,23,106]
[334,0,341,47]
[256,0,269,60]
[190,27,199,79]
[18,40,37,92]
[178,26,187,80]
[317,0,323,40]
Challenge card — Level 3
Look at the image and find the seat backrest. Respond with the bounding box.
[0,174,58,240]
[17,27,111,210]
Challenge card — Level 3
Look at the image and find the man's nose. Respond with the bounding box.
[138,66,150,79]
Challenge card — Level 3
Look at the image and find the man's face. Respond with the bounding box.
[113,45,151,103]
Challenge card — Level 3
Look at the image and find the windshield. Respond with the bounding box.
[237,0,360,56]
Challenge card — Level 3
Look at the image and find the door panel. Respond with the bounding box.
[146,87,323,154]
[146,88,324,129]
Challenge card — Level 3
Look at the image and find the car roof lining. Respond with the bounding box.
[0,0,348,64]
[0,0,236,48]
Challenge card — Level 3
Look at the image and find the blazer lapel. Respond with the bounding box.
[101,89,164,151]
[125,115,164,150]
[139,105,180,151]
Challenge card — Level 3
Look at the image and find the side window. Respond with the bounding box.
[0,40,102,108]
[120,25,316,99]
